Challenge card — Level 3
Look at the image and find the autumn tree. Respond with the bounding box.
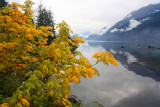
[36,3,55,45]
[0,0,118,106]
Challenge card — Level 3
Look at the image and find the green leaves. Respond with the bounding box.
[0,1,118,106]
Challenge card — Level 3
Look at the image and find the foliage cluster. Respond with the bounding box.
[0,0,118,106]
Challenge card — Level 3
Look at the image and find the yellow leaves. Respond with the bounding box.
[61,98,66,106]
[92,52,101,58]
[17,35,21,38]
[74,65,80,74]
[25,45,33,52]
[110,58,118,67]
[48,90,54,96]
[25,34,33,40]
[75,76,80,84]
[54,48,60,60]
[40,65,53,76]
[20,98,30,106]
[0,3,120,106]
[70,75,81,84]
[73,36,85,43]
[92,51,118,67]
[81,57,89,63]
[11,2,22,8]
[6,16,12,23]
[0,16,12,23]
[41,65,47,73]
[19,64,27,69]
[22,56,29,60]
[92,51,107,59]
[87,68,95,78]
[54,68,58,73]
[60,98,72,107]
[0,64,6,72]
[0,103,9,107]
[15,103,22,107]
[0,43,5,51]
[100,51,107,58]
[8,42,18,49]
[9,28,16,32]
[29,57,38,63]
[108,52,113,58]
[44,26,53,31]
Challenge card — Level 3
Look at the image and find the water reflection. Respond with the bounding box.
[71,41,160,107]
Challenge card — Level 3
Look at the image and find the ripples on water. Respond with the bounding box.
[70,41,160,107]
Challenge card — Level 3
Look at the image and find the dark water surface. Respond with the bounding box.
[70,41,160,107]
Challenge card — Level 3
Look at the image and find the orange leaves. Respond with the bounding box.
[29,58,38,63]
[54,68,58,73]
[20,98,30,106]
[9,28,16,32]
[70,76,81,84]
[19,64,27,69]
[0,103,9,107]
[7,42,18,49]
[60,98,71,107]
[12,63,27,70]
[0,16,12,23]
[92,52,101,59]
[25,34,33,40]
[40,26,53,31]
[87,68,95,78]
[0,2,119,106]
[25,45,33,52]
[110,58,118,67]
[100,51,107,58]
[73,36,85,43]
[11,2,22,8]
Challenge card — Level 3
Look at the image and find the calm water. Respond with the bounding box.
[70,41,160,107]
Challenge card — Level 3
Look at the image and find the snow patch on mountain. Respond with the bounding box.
[110,19,141,33]
[154,10,160,12]
[141,17,151,22]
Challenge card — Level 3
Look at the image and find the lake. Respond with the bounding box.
[70,41,160,107]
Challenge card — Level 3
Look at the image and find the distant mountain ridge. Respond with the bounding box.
[86,3,160,46]
[86,27,108,40]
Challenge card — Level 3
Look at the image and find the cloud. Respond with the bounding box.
[7,0,160,35]
[110,19,141,33]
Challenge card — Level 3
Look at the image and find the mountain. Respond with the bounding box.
[86,27,108,40]
[87,3,160,46]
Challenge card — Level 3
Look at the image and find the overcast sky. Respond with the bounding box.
[8,0,160,36]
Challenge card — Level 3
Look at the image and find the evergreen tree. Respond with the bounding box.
[36,4,55,45]
[0,0,8,8]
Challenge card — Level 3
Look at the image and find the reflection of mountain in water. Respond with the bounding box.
[87,41,160,81]
[112,86,160,107]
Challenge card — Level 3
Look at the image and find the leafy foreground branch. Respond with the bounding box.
[0,0,118,107]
